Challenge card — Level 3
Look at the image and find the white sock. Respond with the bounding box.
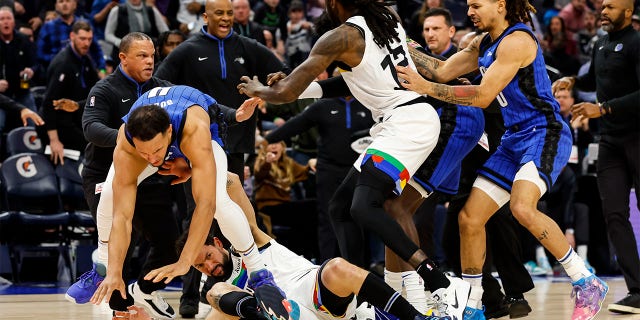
[384,269,404,295]
[402,271,428,314]
[97,240,108,266]
[577,245,588,261]
[558,247,592,282]
[238,243,264,273]
[462,273,483,309]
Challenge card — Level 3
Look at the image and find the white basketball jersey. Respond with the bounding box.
[226,240,318,293]
[340,16,422,121]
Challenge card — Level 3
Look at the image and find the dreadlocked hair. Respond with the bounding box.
[505,0,537,31]
[347,0,400,50]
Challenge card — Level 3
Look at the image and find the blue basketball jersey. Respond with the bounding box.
[122,85,224,162]
[478,22,564,130]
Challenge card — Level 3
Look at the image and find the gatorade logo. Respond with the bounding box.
[22,130,42,150]
[16,155,37,178]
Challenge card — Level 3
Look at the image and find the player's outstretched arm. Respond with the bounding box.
[398,32,534,108]
[91,127,149,304]
[238,25,358,104]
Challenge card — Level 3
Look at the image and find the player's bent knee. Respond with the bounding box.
[458,208,483,233]
[322,258,357,287]
[509,201,536,227]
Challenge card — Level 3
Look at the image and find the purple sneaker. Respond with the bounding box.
[65,263,106,304]
[249,269,296,320]
[571,275,608,320]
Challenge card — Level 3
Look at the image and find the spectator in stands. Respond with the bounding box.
[632,14,640,31]
[407,0,444,47]
[104,0,168,62]
[558,0,592,35]
[40,21,99,165]
[543,16,581,76]
[0,6,37,132]
[252,0,287,51]
[89,0,124,58]
[154,29,184,67]
[422,8,457,58]
[36,0,106,78]
[232,0,270,46]
[576,10,605,63]
[284,1,312,68]
[176,0,205,36]
[253,140,317,258]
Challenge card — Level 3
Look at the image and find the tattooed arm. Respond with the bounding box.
[408,34,484,83]
[238,24,363,104]
[398,32,535,108]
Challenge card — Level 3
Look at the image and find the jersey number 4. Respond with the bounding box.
[380,44,409,90]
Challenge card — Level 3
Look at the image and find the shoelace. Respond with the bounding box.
[78,269,100,284]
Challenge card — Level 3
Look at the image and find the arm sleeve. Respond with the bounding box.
[82,86,119,147]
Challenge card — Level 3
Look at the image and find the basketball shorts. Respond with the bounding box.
[477,122,572,192]
[355,102,440,195]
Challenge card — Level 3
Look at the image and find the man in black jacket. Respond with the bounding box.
[558,0,640,313]
[40,21,100,165]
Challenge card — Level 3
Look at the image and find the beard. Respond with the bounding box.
[209,251,234,283]
[601,15,624,32]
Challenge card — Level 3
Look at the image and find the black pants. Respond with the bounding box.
[261,199,318,259]
[597,133,640,292]
[315,162,349,261]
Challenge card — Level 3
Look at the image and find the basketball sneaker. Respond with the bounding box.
[249,269,297,320]
[127,282,175,319]
[608,292,640,314]
[463,306,486,320]
[571,274,608,320]
[65,262,106,304]
[430,276,470,319]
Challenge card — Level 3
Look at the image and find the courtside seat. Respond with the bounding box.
[6,127,43,156]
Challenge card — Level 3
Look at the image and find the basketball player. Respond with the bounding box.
[237,1,470,318]
[395,0,608,318]
[88,85,293,320]
[179,173,452,320]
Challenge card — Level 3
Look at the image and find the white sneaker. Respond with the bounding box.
[127,282,176,319]
[429,276,470,319]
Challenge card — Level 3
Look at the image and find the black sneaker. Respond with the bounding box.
[506,297,532,319]
[608,292,640,314]
[250,269,295,320]
[484,297,509,319]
